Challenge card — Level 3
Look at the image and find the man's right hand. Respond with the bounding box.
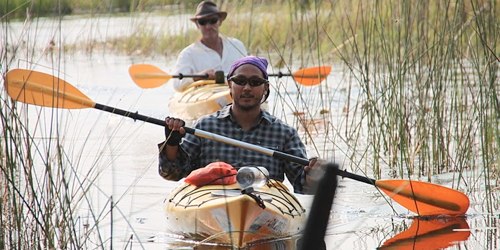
[164,117,186,146]
[193,69,215,81]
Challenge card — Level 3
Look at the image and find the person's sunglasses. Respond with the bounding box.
[197,18,219,26]
[229,76,268,87]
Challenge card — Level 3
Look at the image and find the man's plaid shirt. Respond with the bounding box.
[158,105,308,193]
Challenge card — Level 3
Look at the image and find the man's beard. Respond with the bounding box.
[235,94,261,111]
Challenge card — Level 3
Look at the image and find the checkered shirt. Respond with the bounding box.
[158,105,308,193]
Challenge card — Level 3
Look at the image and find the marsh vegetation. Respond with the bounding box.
[1,0,498,249]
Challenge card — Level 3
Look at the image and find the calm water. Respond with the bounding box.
[2,14,498,250]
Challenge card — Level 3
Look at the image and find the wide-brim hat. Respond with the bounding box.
[190,1,227,21]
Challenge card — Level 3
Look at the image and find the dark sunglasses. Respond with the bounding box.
[197,18,219,26]
[229,76,268,87]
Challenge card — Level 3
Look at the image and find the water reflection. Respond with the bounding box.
[166,236,299,250]
[379,217,470,249]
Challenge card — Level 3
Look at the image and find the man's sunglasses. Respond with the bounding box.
[229,76,268,87]
[197,18,219,26]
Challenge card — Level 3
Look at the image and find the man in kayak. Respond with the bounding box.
[158,56,322,194]
[170,1,247,92]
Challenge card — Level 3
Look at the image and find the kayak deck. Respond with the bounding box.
[169,82,231,121]
[164,180,306,248]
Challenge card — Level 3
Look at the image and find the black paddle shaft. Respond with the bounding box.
[176,71,226,83]
[175,71,292,80]
[94,102,377,186]
[273,151,377,185]
[95,103,165,126]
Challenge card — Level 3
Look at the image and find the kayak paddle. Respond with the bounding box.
[380,217,470,249]
[128,64,331,88]
[5,68,469,216]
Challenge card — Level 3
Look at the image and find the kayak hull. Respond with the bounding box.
[164,180,306,248]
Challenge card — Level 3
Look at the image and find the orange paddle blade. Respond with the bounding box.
[128,64,172,88]
[376,180,469,216]
[292,66,331,86]
[380,217,470,249]
[6,69,95,109]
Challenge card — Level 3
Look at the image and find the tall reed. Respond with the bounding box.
[0,96,108,248]
[302,0,497,214]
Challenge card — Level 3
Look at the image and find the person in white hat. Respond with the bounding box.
[170,1,247,92]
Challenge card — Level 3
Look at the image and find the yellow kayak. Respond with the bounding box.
[169,80,232,121]
[164,179,306,248]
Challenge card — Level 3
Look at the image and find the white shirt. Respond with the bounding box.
[170,36,247,92]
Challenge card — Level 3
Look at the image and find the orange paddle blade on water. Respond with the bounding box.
[6,69,95,109]
[292,66,331,86]
[376,180,469,216]
[380,217,470,249]
[129,64,172,88]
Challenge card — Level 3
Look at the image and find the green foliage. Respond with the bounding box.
[1,0,209,19]
[1,0,73,18]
